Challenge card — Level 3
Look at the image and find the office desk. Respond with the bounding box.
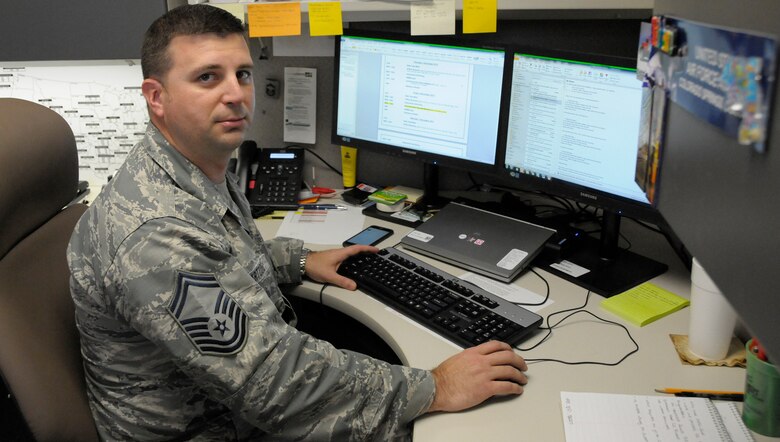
[255,212,758,441]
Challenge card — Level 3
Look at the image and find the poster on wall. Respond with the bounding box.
[645,16,777,153]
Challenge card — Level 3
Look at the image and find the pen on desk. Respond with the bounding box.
[673,392,744,401]
[299,204,347,210]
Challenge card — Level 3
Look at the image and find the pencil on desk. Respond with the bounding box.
[673,392,744,401]
[655,388,744,395]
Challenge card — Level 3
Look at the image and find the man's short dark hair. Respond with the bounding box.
[141,4,245,79]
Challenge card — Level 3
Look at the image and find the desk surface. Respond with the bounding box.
[255,207,762,441]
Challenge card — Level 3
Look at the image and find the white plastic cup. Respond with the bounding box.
[688,258,738,360]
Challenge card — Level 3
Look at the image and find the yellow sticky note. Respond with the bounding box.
[212,3,246,24]
[308,2,343,37]
[247,3,301,38]
[601,282,690,327]
[463,0,497,34]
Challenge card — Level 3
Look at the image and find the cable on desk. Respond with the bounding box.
[512,268,550,307]
[318,282,331,307]
[517,281,591,352]
[517,284,640,366]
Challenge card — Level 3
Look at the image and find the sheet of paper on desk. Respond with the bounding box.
[560,391,754,442]
[459,272,553,313]
[275,205,365,245]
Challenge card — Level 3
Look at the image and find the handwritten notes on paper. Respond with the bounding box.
[601,282,689,327]
[561,392,753,442]
[411,0,455,36]
[248,3,301,38]
[463,0,497,34]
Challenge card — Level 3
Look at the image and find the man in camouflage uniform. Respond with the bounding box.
[68,4,529,440]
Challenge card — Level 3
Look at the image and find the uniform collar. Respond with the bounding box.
[144,123,254,231]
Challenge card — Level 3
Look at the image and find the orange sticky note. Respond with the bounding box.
[308,2,343,37]
[247,3,301,38]
[463,0,497,34]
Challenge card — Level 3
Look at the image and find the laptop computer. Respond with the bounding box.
[400,202,556,282]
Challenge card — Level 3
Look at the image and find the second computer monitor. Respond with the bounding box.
[503,49,653,212]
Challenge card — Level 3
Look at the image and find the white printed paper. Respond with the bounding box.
[0,60,146,190]
[275,205,365,245]
[459,272,553,313]
[550,260,590,277]
[283,67,317,144]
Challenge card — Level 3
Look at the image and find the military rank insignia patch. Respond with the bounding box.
[168,271,248,355]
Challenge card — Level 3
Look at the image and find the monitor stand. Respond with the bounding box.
[534,210,668,297]
[417,162,450,211]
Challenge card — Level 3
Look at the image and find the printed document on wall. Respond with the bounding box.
[283,67,316,144]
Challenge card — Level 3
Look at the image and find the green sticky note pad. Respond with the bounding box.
[601,282,689,327]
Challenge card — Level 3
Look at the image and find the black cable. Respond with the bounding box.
[517,288,592,352]
[290,146,343,176]
[523,310,639,366]
[629,217,664,234]
[512,269,550,307]
[619,231,633,252]
[516,287,639,366]
[319,282,331,307]
[531,204,570,217]
[466,172,481,190]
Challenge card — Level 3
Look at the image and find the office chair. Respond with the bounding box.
[0,98,97,441]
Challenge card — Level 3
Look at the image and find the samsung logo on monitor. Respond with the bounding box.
[402,149,417,155]
[580,192,598,201]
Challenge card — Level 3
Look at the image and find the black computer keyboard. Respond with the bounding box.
[337,247,542,348]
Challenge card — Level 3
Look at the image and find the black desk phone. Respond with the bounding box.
[237,141,304,216]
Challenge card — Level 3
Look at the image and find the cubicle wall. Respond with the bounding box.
[653,0,780,362]
[1,0,166,61]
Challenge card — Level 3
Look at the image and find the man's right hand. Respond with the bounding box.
[427,340,528,413]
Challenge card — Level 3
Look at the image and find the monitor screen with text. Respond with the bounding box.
[504,52,650,203]
[335,35,505,166]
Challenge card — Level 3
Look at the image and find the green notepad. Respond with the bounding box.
[368,189,407,205]
[601,282,689,327]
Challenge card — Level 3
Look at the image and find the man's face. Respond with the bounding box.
[149,33,255,159]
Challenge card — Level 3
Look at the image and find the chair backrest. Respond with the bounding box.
[0,98,97,442]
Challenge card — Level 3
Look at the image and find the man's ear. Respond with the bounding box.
[142,78,165,119]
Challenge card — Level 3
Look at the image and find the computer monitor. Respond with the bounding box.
[332,30,507,211]
[500,47,668,296]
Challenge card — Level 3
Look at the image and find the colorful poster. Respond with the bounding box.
[645,17,777,152]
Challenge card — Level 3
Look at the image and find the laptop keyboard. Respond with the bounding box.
[337,247,542,348]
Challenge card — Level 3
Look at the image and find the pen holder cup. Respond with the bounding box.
[743,338,780,436]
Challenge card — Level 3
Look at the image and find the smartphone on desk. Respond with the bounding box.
[343,225,394,247]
